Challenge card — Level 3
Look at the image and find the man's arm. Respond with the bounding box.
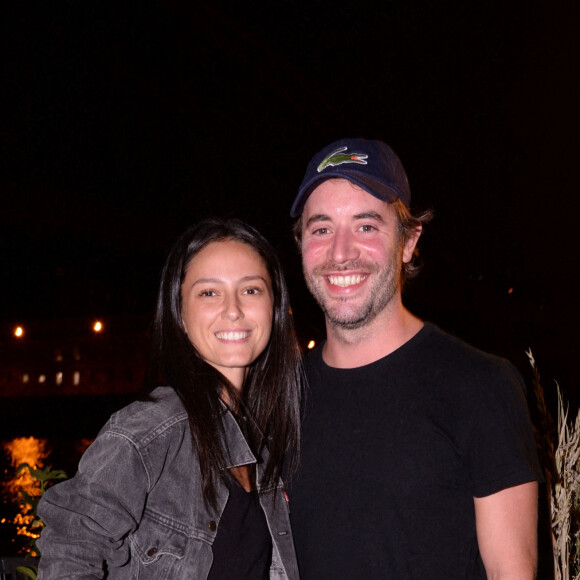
[474,481,538,579]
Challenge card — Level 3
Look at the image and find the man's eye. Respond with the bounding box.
[359,224,376,232]
[312,227,330,235]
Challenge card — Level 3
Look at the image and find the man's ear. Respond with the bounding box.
[292,217,303,252]
[402,225,422,264]
[293,234,302,253]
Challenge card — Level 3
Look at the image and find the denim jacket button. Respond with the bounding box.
[147,547,158,557]
[208,520,217,531]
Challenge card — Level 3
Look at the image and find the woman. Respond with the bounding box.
[37,218,302,579]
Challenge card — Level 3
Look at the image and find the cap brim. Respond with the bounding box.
[290,172,404,217]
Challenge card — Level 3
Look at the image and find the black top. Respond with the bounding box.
[208,472,272,580]
[290,323,543,579]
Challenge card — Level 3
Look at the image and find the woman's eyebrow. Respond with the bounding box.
[191,277,222,286]
[191,275,267,287]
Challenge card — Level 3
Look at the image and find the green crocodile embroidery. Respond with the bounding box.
[317,146,368,172]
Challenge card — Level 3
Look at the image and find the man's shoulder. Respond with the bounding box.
[418,323,525,393]
[425,323,515,366]
[312,324,519,378]
[303,323,523,389]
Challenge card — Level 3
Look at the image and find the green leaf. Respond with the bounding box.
[12,462,67,561]
[43,469,67,480]
[20,491,36,505]
[15,565,38,579]
[16,463,67,485]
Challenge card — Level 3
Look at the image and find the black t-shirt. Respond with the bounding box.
[289,323,542,579]
[208,473,272,580]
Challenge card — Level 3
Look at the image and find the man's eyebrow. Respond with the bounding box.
[305,211,385,229]
[353,211,384,222]
[305,214,331,228]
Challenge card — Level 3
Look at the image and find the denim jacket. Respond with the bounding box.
[37,387,299,579]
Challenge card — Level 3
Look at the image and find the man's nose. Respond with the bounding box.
[330,228,359,264]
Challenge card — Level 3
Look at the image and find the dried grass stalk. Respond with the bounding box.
[528,349,580,580]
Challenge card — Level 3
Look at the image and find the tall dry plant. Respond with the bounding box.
[527,349,580,580]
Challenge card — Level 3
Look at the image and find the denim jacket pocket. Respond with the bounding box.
[129,511,188,579]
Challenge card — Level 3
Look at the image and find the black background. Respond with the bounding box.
[2,1,579,401]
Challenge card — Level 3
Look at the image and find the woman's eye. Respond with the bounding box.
[199,290,217,297]
[244,287,262,295]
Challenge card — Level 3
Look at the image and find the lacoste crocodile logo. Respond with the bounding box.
[317,146,368,173]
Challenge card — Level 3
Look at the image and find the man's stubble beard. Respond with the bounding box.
[303,252,402,332]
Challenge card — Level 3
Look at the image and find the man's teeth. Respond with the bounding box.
[327,274,367,287]
[215,331,250,341]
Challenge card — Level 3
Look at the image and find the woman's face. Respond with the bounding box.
[181,240,274,389]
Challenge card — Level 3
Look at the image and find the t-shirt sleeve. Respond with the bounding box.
[465,359,543,497]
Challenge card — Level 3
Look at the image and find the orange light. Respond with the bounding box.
[1,437,49,499]
[14,326,24,338]
[93,321,103,332]
[508,287,514,294]
[307,340,316,349]
[1,438,49,554]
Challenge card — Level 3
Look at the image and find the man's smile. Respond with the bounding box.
[327,274,368,288]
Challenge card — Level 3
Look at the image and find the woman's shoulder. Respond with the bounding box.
[103,386,188,446]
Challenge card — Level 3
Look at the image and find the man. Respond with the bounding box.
[289,138,542,579]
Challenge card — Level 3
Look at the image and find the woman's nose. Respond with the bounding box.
[222,295,243,320]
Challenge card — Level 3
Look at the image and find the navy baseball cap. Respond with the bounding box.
[290,138,411,217]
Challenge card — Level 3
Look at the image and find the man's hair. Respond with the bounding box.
[391,199,433,283]
[146,218,302,511]
[293,199,433,286]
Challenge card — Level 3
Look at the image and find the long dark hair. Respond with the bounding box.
[146,218,302,510]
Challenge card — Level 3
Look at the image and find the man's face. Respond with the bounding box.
[300,178,419,331]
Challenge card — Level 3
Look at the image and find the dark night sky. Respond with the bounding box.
[2,2,579,397]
